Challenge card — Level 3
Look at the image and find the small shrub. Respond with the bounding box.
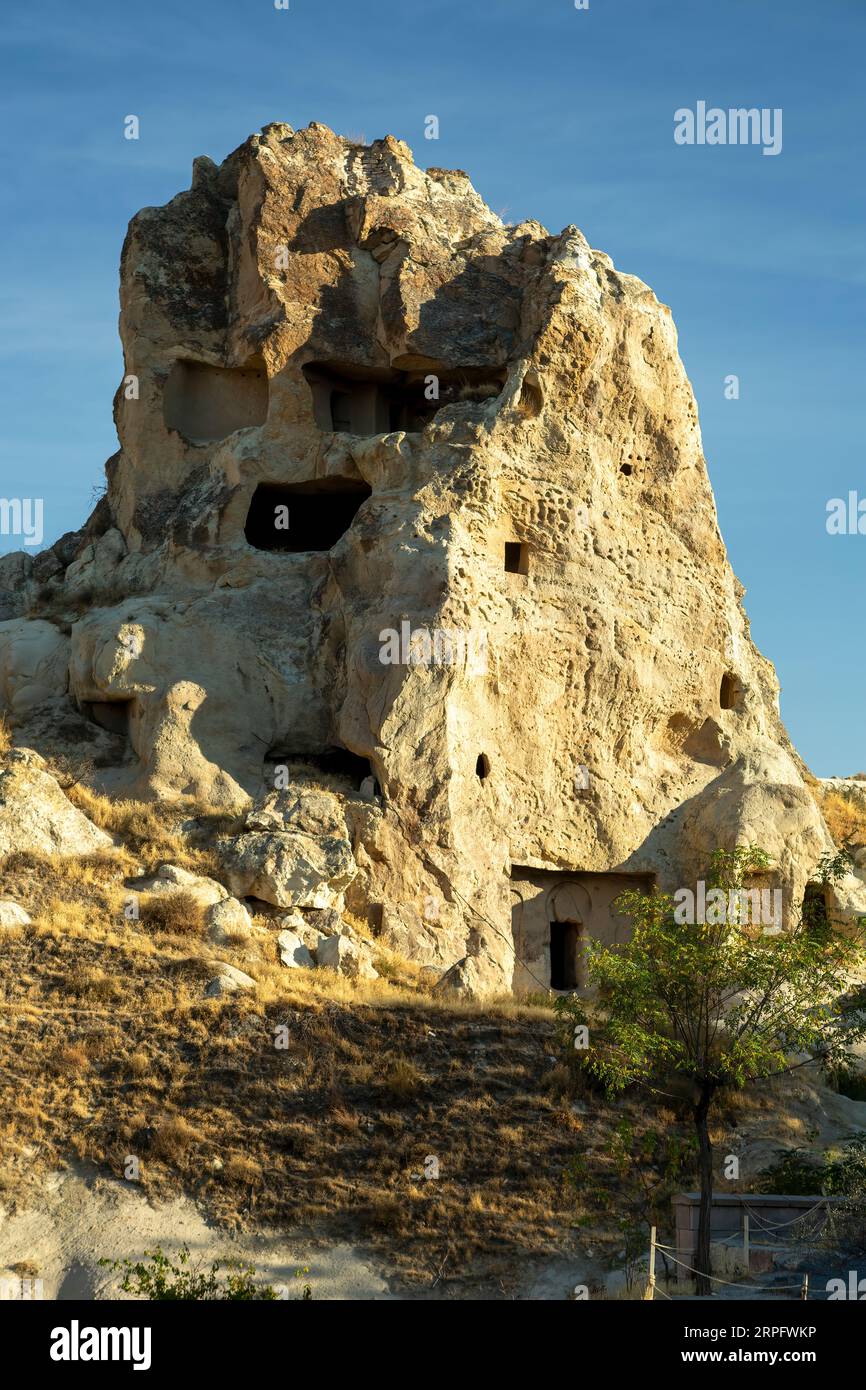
[380,1056,424,1103]
[150,1116,198,1162]
[761,1135,866,1197]
[139,890,205,937]
[67,965,123,1003]
[0,714,11,757]
[125,1051,150,1079]
[98,1244,302,1300]
[761,1136,866,1259]
[50,1043,90,1075]
[221,1154,263,1186]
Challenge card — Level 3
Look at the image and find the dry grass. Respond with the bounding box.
[0,714,11,758]
[49,1044,90,1075]
[379,1055,425,1103]
[3,778,813,1294]
[138,890,206,938]
[0,822,597,1293]
[65,784,236,875]
[150,1117,199,1162]
[821,789,866,848]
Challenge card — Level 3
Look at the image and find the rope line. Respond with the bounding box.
[739,1200,827,1231]
[650,1248,803,1290]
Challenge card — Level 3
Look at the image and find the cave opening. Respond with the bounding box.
[549,920,584,991]
[82,698,135,739]
[244,480,372,552]
[803,882,830,939]
[504,541,529,575]
[720,672,744,711]
[304,362,506,436]
[264,746,378,795]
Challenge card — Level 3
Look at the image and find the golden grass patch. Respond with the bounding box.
[821,789,866,847]
[139,890,206,938]
[49,1043,90,1075]
[151,1116,200,1162]
[380,1055,425,1102]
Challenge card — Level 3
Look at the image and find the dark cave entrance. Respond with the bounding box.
[264,746,379,795]
[504,541,529,575]
[720,672,744,711]
[803,882,830,939]
[549,919,584,991]
[244,480,372,552]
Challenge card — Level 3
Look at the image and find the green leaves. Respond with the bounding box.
[559,846,866,1097]
[98,1245,298,1300]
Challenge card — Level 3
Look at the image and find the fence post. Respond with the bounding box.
[801,1274,809,1301]
[742,1211,749,1274]
[645,1226,657,1300]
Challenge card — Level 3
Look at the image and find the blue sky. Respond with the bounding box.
[1,0,863,774]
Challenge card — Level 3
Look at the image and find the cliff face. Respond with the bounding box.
[0,122,852,994]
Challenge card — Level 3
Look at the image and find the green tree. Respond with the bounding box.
[556,847,866,1295]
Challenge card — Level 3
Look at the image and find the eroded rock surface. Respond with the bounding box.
[0,121,859,993]
[0,750,112,859]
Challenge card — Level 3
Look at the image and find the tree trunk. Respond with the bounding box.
[693,1083,715,1296]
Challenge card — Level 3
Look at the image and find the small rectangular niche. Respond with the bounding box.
[163,358,268,442]
[82,699,135,739]
[504,541,529,575]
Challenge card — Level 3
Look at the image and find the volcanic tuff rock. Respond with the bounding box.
[0,121,861,994]
[0,750,112,859]
[0,900,31,928]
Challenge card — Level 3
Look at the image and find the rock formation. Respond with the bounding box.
[1,121,862,995]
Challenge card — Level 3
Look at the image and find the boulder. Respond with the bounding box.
[247,786,347,837]
[204,963,257,997]
[130,863,228,909]
[432,952,506,1001]
[276,928,315,969]
[305,907,351,939]
[0,900,31,928]
[0,553,33,623]
[220,787,358,910]
[0,619,69,716]
[275,910,321,951]
[316,932,378,981]
[0,749,112,858]
[220,827,356,910]
[206,896,253,944]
